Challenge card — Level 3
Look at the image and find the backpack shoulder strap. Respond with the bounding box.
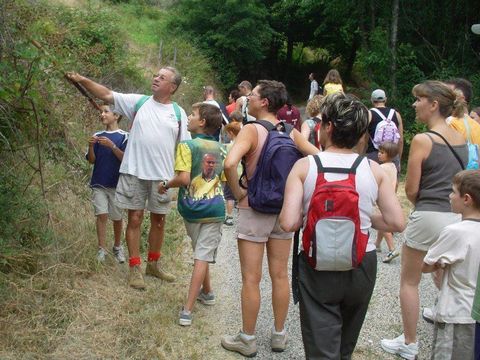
[134,95,150,113]
[349,155,365,173]
[245,120,274,132]
[462,116,473,143]
[282,122,295,135]
[172,102,182,122]
[314,154,364,174]
[292,230,301,305]
[370,107,386,121]
[386,109,395,122]
[172,102,183,144]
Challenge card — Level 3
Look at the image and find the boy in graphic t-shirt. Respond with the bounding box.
[423,170,480,360]
[158,102,225,326]
[86,105,128,263]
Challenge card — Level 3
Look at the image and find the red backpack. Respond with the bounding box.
[302,155,369,271]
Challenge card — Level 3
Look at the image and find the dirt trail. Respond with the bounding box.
[210,184,435,359]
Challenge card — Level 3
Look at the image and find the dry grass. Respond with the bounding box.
[0,176,234,359]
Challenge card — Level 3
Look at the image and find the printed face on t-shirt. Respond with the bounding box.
[202,153,217,180]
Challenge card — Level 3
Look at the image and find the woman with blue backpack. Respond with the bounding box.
[221,80,318,357]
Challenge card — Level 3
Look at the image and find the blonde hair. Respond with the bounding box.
[306,95,325,117]
[412,80,466,118]
[378,141,399,160]
[323,69,343,85]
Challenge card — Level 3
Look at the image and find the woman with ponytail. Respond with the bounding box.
[381,81,468,359]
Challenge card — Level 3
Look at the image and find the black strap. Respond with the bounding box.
[250,119,294,135]
[314,154,365,174]
[427,131,465,170]
[292,230,300,305]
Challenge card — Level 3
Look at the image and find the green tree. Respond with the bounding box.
[170,0,274,87]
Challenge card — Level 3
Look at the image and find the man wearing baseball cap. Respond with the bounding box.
[365,89,404,173]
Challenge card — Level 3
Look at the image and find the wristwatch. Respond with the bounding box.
[162,180,169,190]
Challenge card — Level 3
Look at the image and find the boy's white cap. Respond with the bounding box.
[371,89,386,102]
[472,24,480,35]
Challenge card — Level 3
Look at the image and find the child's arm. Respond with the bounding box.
[158,142,191,194]
[158,171,190,194]
[96,136,124,161]
[87,136,97,164]
[422,261,443,273]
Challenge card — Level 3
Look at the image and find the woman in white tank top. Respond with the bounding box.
[280,93,405,359]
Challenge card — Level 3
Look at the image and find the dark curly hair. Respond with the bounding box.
[319,93,369,149]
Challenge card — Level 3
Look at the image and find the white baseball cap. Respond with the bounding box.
[371,89,386,102]
[472,24,480,35]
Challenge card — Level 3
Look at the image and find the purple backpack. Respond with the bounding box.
[243,120,302,214]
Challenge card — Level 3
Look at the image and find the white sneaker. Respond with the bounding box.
[380,334,418,360]
[112,245,126,264]
[96,248,106,262]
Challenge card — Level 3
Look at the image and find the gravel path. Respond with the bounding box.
[213,214,436,359]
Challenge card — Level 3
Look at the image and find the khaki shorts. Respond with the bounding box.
[115,174,172,214]
[403,210,461,251]
[432,322,474,360]
[184,221,222,263]
[237,207,293,243]
[92,187,123,220]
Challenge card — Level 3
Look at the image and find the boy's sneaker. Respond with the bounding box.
[271,330,287,352]
[96,248,106,262]
[128,265,146,290]
[380,333,418,360]
[197,289,215,305]
[145,261,176,282]
[221,332,257,358]
[422,307,435,324]
[179,307,192,326]
[112,245,126,264]
[224,216,234,226]
[383,249,400,263]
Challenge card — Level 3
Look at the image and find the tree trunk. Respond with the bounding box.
[390,0,399,100]
[286,37,294,66]
[345,33,360,82]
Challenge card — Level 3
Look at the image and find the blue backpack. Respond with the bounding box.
[462,116,479,170]
[241,120,302,214]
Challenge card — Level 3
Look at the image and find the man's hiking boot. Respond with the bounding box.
[221,332,257,357]
[271,329,287,352]
[128,265,146,290]
[383,249,400,263]
[145,261,176,282]
[179,307,192,326]
[96,248,106,262]
[197,289,215,305]
[113,245,126,264]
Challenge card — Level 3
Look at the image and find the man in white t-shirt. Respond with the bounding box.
[235,80,256,123]
[308,73,319,101]
[67,67,190,290]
